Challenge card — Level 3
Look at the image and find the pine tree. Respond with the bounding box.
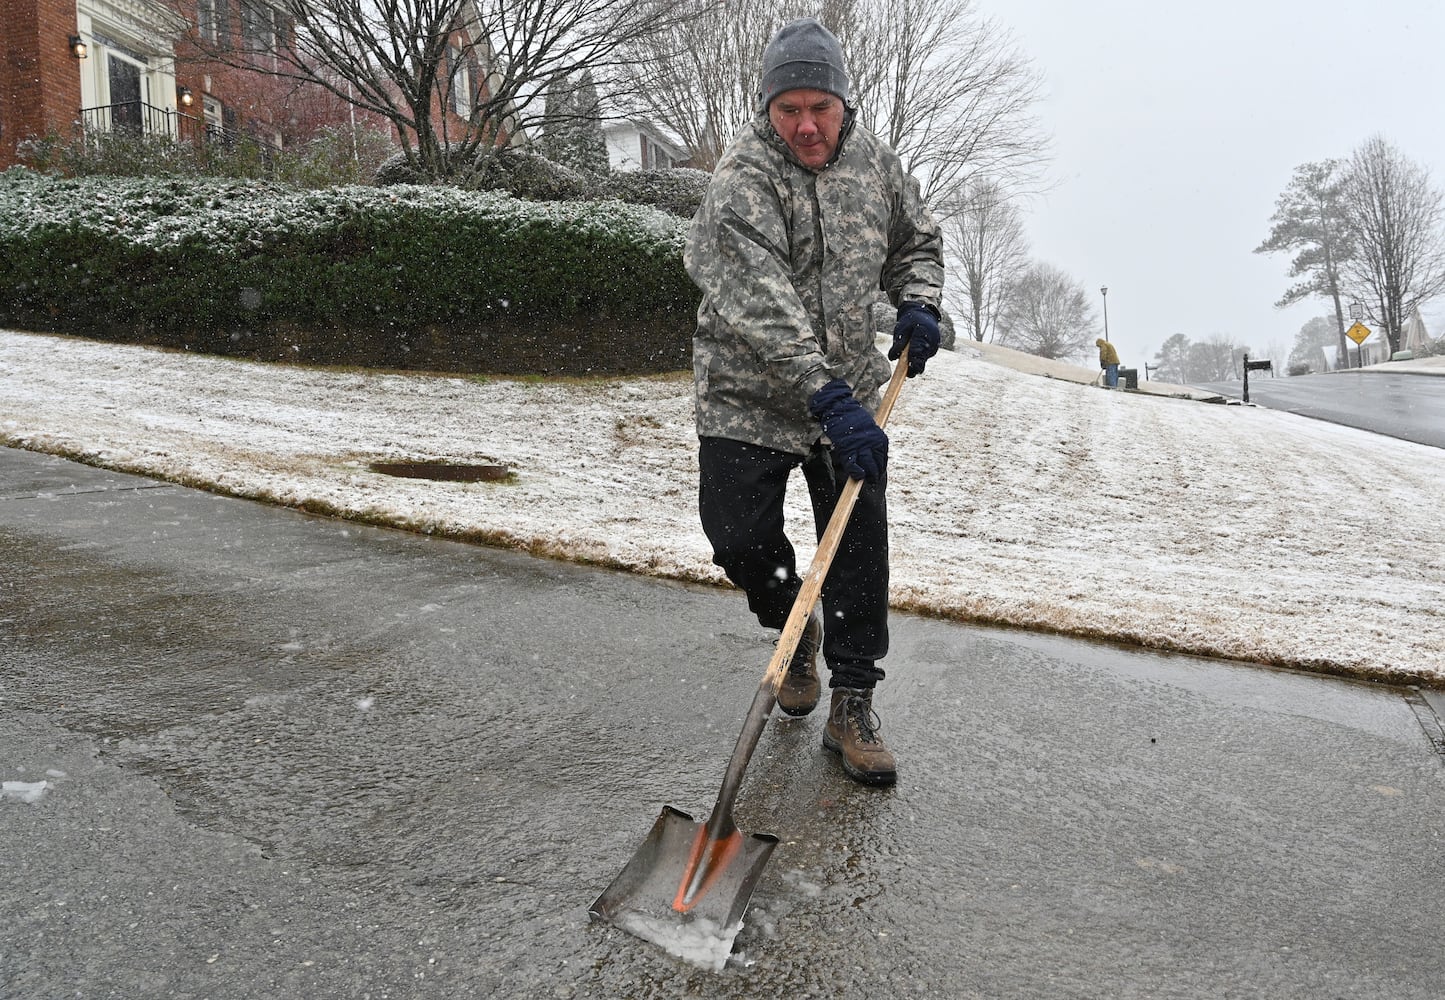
[538,73,609,175]
[570,72,609,175]
[1254,160,1355,366]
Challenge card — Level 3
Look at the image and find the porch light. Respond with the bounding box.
[177,86,195,108]
[69,34,88,59]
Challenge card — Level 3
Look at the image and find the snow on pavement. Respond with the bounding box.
[2,328,1441,685]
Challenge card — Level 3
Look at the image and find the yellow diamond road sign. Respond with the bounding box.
[1346,321,1371,345]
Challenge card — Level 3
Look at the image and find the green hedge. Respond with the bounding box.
[0,169,700,375]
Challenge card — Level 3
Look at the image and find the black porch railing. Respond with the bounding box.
[79,101,278,156]
[81,101,204,142]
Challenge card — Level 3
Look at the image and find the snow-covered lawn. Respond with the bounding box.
[3,328,1441,685]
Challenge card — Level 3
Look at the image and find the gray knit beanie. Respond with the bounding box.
[759,18,849,110]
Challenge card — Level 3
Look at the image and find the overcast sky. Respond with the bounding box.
[977,0,1445,371]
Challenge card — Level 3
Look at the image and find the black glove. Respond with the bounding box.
[888,301,941,377]
[808,379,888,483]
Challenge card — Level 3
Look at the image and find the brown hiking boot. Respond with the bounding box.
[775,612,822,717]
[823,687,897,786]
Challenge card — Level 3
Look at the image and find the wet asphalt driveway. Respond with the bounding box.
[3,445,1443,999]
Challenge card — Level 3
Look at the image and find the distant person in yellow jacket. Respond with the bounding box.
[1097,337,1120,388]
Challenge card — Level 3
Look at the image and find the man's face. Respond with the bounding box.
[768,88,845,170]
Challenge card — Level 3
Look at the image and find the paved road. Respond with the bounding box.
[4,446,1444,999]
[1192,371,1445,449]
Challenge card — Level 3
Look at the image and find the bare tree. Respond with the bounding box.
[995,262,1095,362]
[612,0,791,169]
[838,0,1047,203]
[1152,332,1191,383]
[940,177,1029,343]
[1194,336,1248,382]
[1149,332,1253,382]
[618,0,1048,198]
[1254,160,1355,367]
[171,0,674,178]
[1286,315,1339,374]
[1257,335,1289,372]
[1339,135,1445,354]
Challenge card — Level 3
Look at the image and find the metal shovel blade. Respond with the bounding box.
[590,805,779,971]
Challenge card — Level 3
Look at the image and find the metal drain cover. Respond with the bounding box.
[368,461,511,482]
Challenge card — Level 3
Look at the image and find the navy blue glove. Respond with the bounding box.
[889,301,941,377]
[808,379,888,483]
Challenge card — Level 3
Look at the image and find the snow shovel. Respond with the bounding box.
[590,347,912,970]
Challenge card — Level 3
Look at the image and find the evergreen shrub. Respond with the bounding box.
[0,168,697,375]
[464,149,598,202]
[596,168,710,219]
[376,150,711,220]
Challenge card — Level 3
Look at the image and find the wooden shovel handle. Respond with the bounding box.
[705,347,912,836]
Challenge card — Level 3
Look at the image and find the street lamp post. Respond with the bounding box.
[1100,286,1110,341]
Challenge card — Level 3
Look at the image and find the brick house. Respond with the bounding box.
[1,0,100,167]
[2,0,299,167]
[1,0,511,171]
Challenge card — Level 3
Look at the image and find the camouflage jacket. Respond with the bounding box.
[684,109,944,455]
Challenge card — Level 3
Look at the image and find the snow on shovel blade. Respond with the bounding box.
[590,805,778,971]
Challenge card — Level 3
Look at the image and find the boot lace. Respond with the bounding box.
[835,692,884,745]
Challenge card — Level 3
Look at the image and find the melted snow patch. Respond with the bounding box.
[2,780,51,804]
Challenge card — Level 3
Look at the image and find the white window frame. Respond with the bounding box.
[202,94,224,132]
[102,49,151,108]
[198,0,220,44]
[240,0,279,56]
[449,45,473,119]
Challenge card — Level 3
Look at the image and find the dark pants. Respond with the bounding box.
[698,436,888,690]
